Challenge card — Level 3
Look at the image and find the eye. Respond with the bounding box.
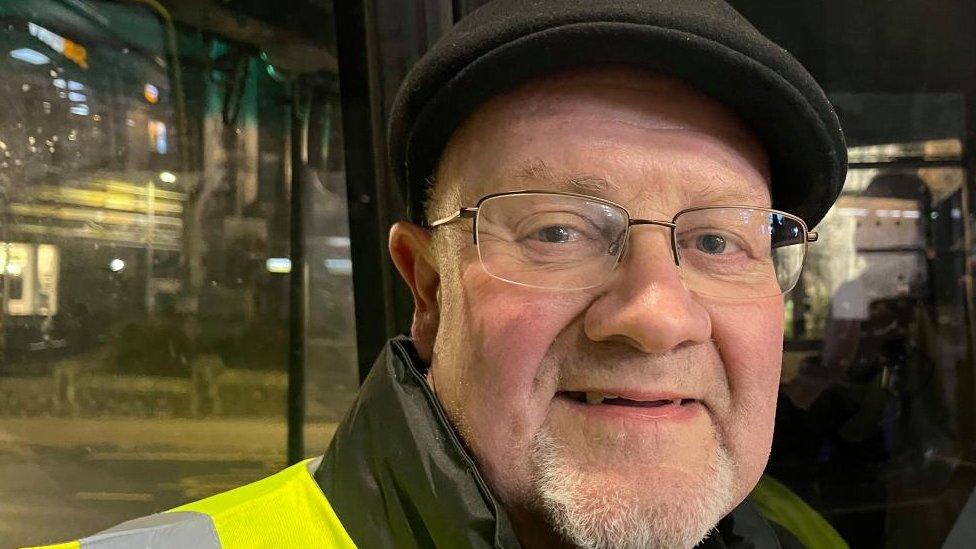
[696,234,727,254]
[533,225,579,243]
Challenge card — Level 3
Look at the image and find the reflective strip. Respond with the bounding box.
[170,456,356,548]
[19,541,80,549]
[77,511,220,548]
[21,457,351,549]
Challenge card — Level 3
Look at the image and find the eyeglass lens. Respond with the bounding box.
[474,193,807,297]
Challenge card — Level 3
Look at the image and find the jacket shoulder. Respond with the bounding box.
[23,457,357,549]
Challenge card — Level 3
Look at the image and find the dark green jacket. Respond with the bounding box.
[316,336,806,548]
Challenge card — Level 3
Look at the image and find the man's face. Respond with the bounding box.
[417,67,783,548]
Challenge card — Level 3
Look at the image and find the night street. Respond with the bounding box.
[0,417,336,547]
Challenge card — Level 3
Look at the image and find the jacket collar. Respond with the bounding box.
[315,336,783,549]
[316,336,519,548]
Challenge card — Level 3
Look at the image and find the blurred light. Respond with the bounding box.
[144,83,159,104]
[325,258,352,275]
[28,22,88,69]
[5,262,22,276]
[52,78,66,89]
[837,207,868,217]
[69,104,89,116]
[266,257,291,273]
[902,210,920,219]
[148,120,167,154]
[10,48,50,65]
[159,171,176,184]
[67,80,84,91]
[325,236,350,247]
[109,258,125,272]
[67,91,86,102]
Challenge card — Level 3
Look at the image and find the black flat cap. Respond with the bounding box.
[389,0,847,228]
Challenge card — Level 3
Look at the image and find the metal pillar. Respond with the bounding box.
[287,79,309,465]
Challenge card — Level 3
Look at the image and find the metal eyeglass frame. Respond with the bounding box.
[428,190,818,290]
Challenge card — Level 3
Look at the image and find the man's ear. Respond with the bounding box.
[389,221,440,361]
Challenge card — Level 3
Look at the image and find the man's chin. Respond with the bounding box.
[528,428,736,549]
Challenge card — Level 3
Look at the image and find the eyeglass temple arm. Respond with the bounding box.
[429,207,477,228]
[771,230,818,250]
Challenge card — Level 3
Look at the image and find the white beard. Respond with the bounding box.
[528,426,736,549]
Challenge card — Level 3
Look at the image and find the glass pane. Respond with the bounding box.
[305,102,358,455]
[779,162,971,547]
[0,1,355,546]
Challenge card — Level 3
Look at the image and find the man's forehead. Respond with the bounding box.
[437,66,771,210]
[485,157,771,212]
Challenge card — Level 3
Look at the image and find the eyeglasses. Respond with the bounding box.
[429,190,818,299]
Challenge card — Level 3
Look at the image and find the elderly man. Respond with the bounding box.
[30,1,846,548]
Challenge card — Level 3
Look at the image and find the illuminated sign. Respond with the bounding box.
[28,22,88,69]
[266,258,291,273]
[1,243,59,316]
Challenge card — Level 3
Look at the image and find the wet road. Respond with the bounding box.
[0,417,335,548]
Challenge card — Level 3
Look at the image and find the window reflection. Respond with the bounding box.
[777,135,973,547]
[0,1,355,545]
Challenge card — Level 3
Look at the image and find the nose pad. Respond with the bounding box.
[607,230,627,257]
[669,232,682,267]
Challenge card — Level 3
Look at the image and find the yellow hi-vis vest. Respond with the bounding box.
[23,457,357,549]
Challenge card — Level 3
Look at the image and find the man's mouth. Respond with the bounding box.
[561,391,697,408]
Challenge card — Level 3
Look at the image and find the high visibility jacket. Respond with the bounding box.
[26,337,844,548]
[23,456,356,549]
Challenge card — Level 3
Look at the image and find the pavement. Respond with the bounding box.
[0,417,337,548]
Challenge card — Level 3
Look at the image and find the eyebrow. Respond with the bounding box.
[502,158,770,207]
[507,158,618,197]
[691,176,771,207]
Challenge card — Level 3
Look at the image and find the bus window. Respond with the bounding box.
[0,1,355,545]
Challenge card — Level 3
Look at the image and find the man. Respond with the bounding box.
[29,0,846,548]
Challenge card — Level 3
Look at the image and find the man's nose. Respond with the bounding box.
[583,230,712,354]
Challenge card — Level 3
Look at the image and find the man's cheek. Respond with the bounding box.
[459,270,587,394]
[466,294,571,391]
[707,300,782,469]
[708,299,783,379]
[705,299,782,447]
